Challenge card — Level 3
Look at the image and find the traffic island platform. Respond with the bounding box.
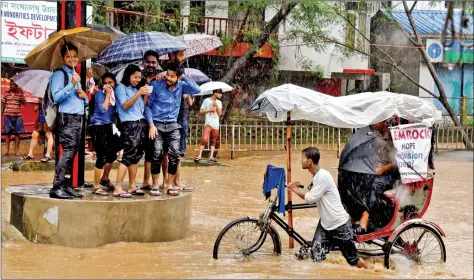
[1,157,225,172]
[4,184,192,248]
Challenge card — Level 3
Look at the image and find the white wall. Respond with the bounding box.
[419,62,436,98]
[205,1,228,35]
[266,4,369,77]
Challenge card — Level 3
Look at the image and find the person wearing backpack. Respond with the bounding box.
[49,43,88,199]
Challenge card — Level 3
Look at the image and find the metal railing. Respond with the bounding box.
[186,122,473,156]
[435,126,474,151]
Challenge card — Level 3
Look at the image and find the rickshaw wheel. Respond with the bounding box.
[213,217,282,260]
[384,224,446,269]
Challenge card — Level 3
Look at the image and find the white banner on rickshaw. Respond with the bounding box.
[390,123,432,184]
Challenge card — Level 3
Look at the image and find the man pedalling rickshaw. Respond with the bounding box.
[212,84,446,269]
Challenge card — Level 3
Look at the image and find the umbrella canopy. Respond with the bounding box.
[250,84,440,128]
[195,81,233,96]
[87,24,126,39]
[96,32,186,64]
[111,62,163,83]
[160,68,210,85]
[25,27,113,70]
[12,70,51,98]
[49,24,126,40]
[159,34,222,59]
[338,126,376,174]
[91,62,110,78]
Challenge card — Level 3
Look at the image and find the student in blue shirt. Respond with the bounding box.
[113,64,149,198]
[49,43,88,200]
[145,62,200,196]
[89,72,119,196]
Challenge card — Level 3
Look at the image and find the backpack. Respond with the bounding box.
[43,68,68,131]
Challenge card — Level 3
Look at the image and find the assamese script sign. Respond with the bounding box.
[1,1,57,64]
[390,123,432,183]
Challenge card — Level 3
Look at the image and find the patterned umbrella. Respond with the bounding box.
[96,32,186,64]
[160,68,210,85]
[12,70,51,98]
[160,34,222,59]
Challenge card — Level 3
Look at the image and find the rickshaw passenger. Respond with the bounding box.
[355,120,398,235]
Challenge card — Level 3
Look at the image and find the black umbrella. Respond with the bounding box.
[337,126,377,221]
[338,126,376,175]
[86,24,126,39]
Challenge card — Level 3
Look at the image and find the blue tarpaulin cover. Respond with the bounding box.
[263,164,286,214]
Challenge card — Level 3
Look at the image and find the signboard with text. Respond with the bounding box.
[1,1,57,64]
[390,123,432,183]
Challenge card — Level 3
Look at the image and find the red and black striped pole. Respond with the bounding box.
[56,0,87,187]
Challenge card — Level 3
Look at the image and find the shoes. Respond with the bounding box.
[49,188,74,199]
[353,225,367,236]
[62,185,84,198]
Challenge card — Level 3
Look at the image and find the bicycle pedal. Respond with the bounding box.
[295,246,310,260]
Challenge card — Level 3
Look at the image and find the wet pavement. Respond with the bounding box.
[1,150,472,279]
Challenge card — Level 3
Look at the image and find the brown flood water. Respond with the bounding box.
[1,151,472,279]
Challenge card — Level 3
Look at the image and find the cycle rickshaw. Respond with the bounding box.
[212,85,446,269]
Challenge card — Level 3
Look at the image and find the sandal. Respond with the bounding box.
[100,179,115,191]
[194,157,201,163]
[128,188,145,196]
[40,156,52,162]
[113,192,132,198]
[149,188,162,196]
[209,158,217,163]
[92,187,108,196]
[139,184,152,191]
[23,155,34,160]
[175,185,195,192]
[167,188,179,196]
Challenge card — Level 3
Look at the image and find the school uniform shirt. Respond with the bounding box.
[50,65,88,115]
[90,89,115,125]
[115,84,145,122]
[304,168,349,231]
[145,76,200,124]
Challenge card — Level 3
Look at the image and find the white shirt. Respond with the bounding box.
[304,168,349,230]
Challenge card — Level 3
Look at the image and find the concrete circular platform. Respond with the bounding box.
[5,184,192,248]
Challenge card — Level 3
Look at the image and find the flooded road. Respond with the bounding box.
[2,151,472,279]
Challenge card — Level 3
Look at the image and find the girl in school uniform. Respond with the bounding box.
[113,64,149,198]
[89,72,120,196]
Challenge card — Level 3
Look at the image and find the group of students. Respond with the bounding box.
[47,42,222,199]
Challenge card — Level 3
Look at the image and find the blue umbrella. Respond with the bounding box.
[96,32,186,64]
